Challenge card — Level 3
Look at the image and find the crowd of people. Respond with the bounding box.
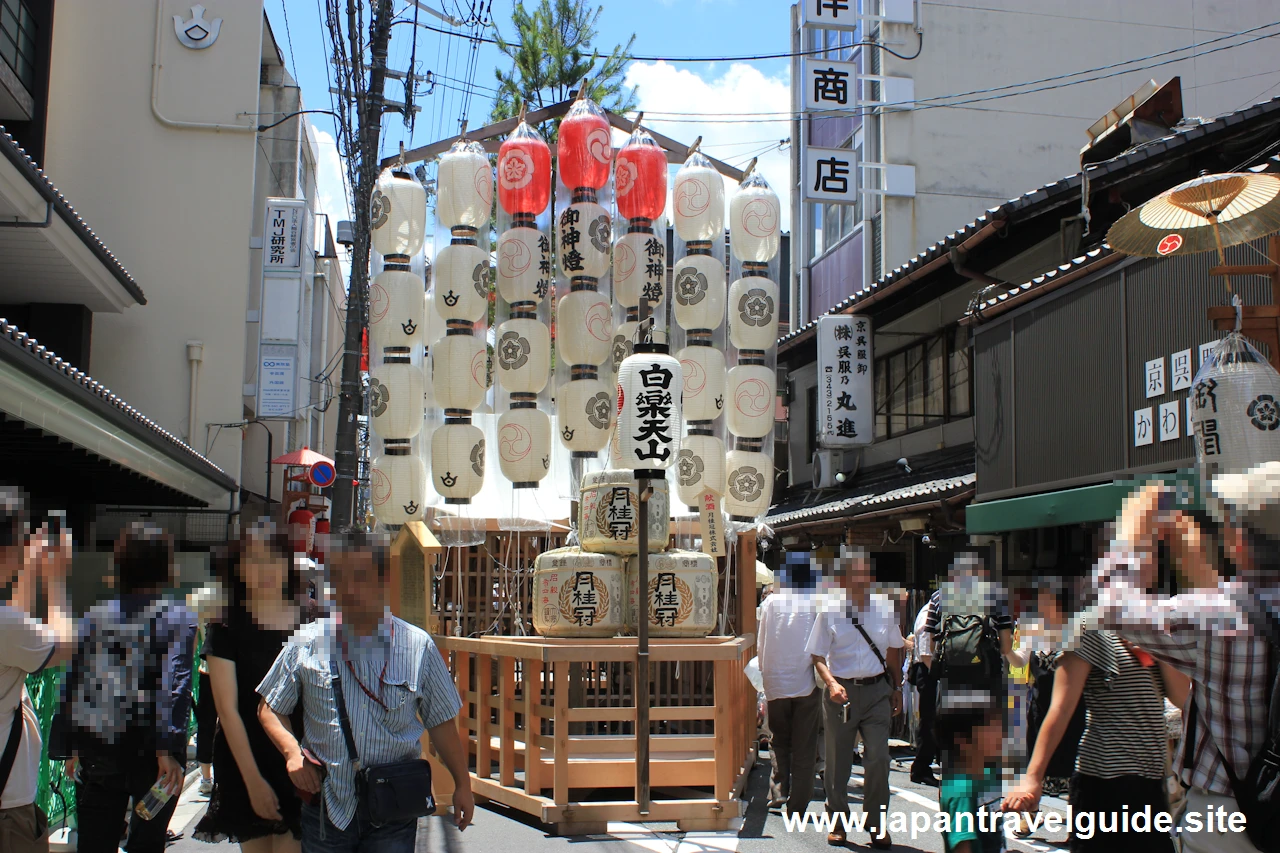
[0,487,473,853]
[757,472,1280,853]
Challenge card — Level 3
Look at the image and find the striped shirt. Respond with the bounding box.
[257,609,461,830]
[1081,550,1272,796]
[1066,630,1168,780]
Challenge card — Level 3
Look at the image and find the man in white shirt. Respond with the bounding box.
[0,488,74,853]
[757,552,821,815]
[806,546,904,850]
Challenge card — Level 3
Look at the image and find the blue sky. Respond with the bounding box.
[268,0,795,228]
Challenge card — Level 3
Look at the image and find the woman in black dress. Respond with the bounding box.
[193,523,309,851]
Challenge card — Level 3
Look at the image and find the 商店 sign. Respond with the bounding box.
[803,58,857,112]
[817,315,874,446]
[804,146,858,205]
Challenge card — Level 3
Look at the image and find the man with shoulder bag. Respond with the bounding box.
[258,529,474,853]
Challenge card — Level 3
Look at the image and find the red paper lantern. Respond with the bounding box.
[558,98,612,192]
[498,120,552,217]
[616,127,667,223]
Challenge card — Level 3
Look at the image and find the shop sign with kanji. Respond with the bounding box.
[817,314,874,447]
[804,146,858,205]
[799,0,861,31]
[803,58,857,112]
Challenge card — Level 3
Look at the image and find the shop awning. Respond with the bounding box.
[966,470,1202,534]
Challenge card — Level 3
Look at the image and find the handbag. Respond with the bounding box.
[329,657,436,825]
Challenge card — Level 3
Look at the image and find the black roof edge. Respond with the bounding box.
[0,318,237,498]
[0,126,147,306]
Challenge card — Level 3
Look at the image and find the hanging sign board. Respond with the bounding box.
[804,146,858,205]
[803,59,857,111]
[799,0,861,31]
[699,490,724,558]
[817,315,874,446]
[257,344,298,419]
[263,198,306,270]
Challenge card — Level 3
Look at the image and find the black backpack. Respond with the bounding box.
[935,611,1003,691]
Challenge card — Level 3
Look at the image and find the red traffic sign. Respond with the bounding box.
[308,460,337,488]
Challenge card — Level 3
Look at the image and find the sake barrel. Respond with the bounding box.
[579,469,670,555]
[532,547,626,638]
[626,550,718,638]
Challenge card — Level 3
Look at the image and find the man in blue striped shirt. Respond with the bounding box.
[257,530,473,852]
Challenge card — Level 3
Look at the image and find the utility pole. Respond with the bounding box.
[331,0,394,529]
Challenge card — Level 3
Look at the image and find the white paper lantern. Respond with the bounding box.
[430,333,487,413]
[371,450,426,525]
[497,226,551,306]
[431,422,485,503]
[370,268,425,353]
[434,243,490,322]
[498,406,552,486]
[532,548,626,637]
[1192,333,1280,484]
[558,289,613,366]
[678,344,727,423]
[672,254,726,332]
[369,360,423,440]
[613,230,666,308]
[558,376,613,455]
[675,433,727,508]
[495,316,551,395]
[557,201,611,280]
[579,469,671,555]
[616,347,684,471]
[436,140,492,232]
[626,550,718,637]
[612,319,639,375]
[728,276,780,351]
[729,173,781,263]
[674,153,725,243]
[726,362,776,439]
[725,448,773,520]
[370,169,427,260]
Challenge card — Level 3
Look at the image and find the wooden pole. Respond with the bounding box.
[634,292,653,815]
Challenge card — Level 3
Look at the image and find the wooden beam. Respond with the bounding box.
[498,656,517,787]
[381,99,577,168]
[553,661,569,804]
[476,653,493,780]
[605,110,745,182]
[523,661,542,795]
[1209,264,1279,277]
[713,660,733,802]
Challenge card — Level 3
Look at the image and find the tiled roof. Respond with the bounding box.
[766,472,976,527]
[780,93,1280,349]
[0,127,146,305]
[0,318,234,488]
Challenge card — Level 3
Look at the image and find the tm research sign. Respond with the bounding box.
[817,315,874,446]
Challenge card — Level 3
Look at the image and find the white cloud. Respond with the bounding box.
[624,60,792,231]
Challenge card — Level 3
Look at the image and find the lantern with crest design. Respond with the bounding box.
[370,169,427,262]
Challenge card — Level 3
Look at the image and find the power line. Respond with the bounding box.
[279,0,300,79]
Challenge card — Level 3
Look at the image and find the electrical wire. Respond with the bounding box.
[279,0,300,80]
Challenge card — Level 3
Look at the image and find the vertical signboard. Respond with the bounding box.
[263,199,306,270]
[258,344,298,419]
[804,145,858,205]
[817,314,874,446]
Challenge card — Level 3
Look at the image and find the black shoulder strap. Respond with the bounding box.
[850,613,892,685]
[0,705,24,797]
[329,655,362,771]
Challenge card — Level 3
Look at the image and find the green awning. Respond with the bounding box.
[966,470,1202,534]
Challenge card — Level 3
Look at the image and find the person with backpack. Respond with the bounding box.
[924,555,1019,706]
[0,488,75,853]
[52,523,197,853]
[805,546,904,850]
[1080,473,1280,853]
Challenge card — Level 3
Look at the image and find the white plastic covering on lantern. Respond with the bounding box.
[728,276,780,350]
[611,320,638,375]
[725,449,773,519]
[579,469,671,555]
[677,345,727,422]
[616,350,684,471]
[672,254,726,332]
[495,317,551,395]
[496,226,550,306]
[430,334,487,412]
[613,231,666,308]
[369,362,423,440]
[370,269,425,353]
[436,139,493,231]
[626,550,718,637]
[434,243,490,322]
[422,289,447,347]
[729,172,781,263]
[370,169,427,259]
[674,150,726,243]
[675,433,727,508]
[532,547,627,637]
[497,407,552,485]
[726,363,776,439]
[1192,332,1280,487]
[430,423,485,501]
[557,201,611,279]
[371,453,427,525]
[558,289,613,366]
[558,377,613,453]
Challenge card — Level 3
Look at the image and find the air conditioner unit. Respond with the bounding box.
[813,450,838,488]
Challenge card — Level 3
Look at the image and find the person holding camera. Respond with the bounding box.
[806,546,904,849]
